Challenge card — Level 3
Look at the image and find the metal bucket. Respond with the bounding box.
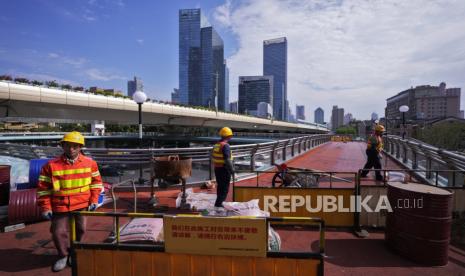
[386,182,453,266]
[8,188,43,224]
[0,165,10,206]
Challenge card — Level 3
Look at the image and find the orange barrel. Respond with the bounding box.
[8,188,43,224]
[386,182,453,266]
[0,165,10,206]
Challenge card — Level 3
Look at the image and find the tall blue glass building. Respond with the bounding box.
[179,9,201,105]
[179,9,227,110]
[263,37,287,121]
[201,27,225,109]
[315,107,324,124]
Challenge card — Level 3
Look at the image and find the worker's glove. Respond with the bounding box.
[88,203,98,211]
[42,211,53,220]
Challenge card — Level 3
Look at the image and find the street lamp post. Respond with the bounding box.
[133,90,147,184]
[399,105,409,140]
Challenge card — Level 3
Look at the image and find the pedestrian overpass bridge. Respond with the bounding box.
[0,81,328,133]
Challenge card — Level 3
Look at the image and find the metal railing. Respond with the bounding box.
[0,134,331,184]
[384,135,465,186]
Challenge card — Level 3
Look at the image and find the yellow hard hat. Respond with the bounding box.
[61,131,85,145]
[375,124,385,133]
[219,127,233,138]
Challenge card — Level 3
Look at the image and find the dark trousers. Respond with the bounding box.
[361,150,383,180]
[50,211,86,257]
[214,167,231,207]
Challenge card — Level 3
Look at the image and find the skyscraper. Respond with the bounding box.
[201,26,225,109]
[315,107,324,124]
[127,76,143,98]
[296,105,305,121]
[238,76,273,115]
[263,37,287,121]
[171,88,180,104]
[179,9,201,105]
[331,105,344,130]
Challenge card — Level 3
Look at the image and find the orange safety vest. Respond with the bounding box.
[37,153,103,213]
[212,141,233,168]
[367,134,383,152]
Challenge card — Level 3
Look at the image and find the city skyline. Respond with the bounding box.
[1,1,465,122]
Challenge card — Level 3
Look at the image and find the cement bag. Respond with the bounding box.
[223,199,270,217]
[119,218,164,243]
[175,188,217,210]
[268,226,281,251]
[388,172,406,183]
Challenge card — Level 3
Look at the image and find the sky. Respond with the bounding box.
[1,0,464,122]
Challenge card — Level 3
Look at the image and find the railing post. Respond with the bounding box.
[291,139,296,157]
[271,142,277,165]
[396,143,400,159]
[402,145,408,164]
[425,157,432,179]
[298,138,302,154]
[282,140,288,161]
[412,150,418,169]
[250,144,258,171]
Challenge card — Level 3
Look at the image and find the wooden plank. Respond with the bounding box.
[171,253,191,276]
[191,255,212,276]
[274,258,296,276]
[153,253,171,276]
[94,250,114,276]
[76,249,94,276]
[132,252,152,276]
[114,251,132,276]
[254,257,275,276]
[212,256,232,276]
[231,256,253,276]
[296,259,319,276]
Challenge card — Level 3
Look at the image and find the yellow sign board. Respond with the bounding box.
[164,215,267,257]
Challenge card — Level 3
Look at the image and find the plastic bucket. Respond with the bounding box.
[28,159,52,188]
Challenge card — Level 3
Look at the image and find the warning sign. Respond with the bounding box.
[164,215,267,257]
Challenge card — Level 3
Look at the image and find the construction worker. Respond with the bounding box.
[37,131,103,272]
[212,127,234,209]
[360,124,385,181]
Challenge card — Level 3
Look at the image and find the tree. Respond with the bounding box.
[73,86,84,92]
[46,80,59,88]
[14,77,30,84]
[0,75,12,81]
[335,126,357,135]
[61,84,73,90]
[31,80,43,86]
[416,121,465,151]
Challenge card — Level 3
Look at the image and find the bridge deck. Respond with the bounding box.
[0,141,463,275]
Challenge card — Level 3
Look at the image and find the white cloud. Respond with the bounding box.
[85,68,125,81]
[216,0,465,121]
[48,53,87,67]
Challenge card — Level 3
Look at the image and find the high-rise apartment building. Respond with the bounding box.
[238,76,273,115]
[371,112,379,121]
[127,76,143,98]
[331,105,344,130]
[263,37,287,121]
[179,9,226,110]
[343,113,353,125]
[386,82,461,121]
[296,105,305,121]
[171,88,180,104]
[314,107,324,124]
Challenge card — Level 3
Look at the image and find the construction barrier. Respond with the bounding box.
[70,212,325,276]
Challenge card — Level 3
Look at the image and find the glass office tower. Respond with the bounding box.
[201,27,225,109]
[179,9,201,105]
[263,37,287,121]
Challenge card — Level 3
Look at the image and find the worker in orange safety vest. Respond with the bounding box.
[360,124,385,181]
[37,131,103,272]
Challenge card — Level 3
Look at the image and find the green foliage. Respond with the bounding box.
[61,84,73,90]
[416,121,465,151]
[46,80,59,87]
[106,124,138,132]
[59,123,90,132]
[31,80,43,86]
[73,86,84,91]
[335,126,357,135]
[0,75,12,81]
[14,77,30,84]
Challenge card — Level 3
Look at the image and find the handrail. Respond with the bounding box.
[384,135,465,186]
